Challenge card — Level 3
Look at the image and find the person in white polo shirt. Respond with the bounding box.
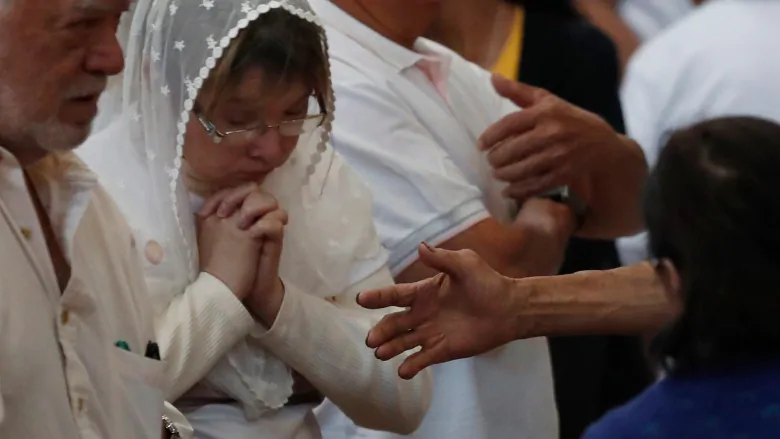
[617,0,780,266]
[308,1,648,438]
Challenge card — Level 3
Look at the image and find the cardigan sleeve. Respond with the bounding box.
[155,272,256,400]
[251,266,433,435]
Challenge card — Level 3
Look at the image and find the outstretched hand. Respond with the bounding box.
[357,244,530,380]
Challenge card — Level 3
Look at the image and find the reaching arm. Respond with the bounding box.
[358,249,680,379]
[252,266,431,434]
[520,262,679,338]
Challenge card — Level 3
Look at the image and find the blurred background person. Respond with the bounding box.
[617,0,694,42]
[586,116,780,439]
[575,0,694,71]
[617,0,780,266]
[428,1,652,437]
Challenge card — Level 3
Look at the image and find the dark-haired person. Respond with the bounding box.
[359,116,780,439]
[581,117,780,439]
[428,1,652,437]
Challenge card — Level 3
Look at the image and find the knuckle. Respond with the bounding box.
[458,248,480,264]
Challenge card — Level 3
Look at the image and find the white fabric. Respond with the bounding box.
[79,0,381,417]
[79,0,431,437]
[617,0,780,265]
[309,1,558,438]
[0,149,166,439]
[618,0,694,42]
[309,0,518,275]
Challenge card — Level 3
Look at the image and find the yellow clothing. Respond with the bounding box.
[492,7,525,79]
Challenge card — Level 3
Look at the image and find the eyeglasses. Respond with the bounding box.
[193,107,326,144]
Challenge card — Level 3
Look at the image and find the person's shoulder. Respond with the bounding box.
[582,381,671,439]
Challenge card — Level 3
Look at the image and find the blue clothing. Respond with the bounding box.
[582,358,780,439]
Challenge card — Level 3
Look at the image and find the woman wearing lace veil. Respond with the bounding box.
[77,0,431,438]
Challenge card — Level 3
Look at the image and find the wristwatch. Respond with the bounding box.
[538,186,589,231]
[162,415,181,439]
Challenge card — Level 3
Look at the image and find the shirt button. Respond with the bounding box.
[20,227,32,240]
[60,309,70,325]
[144,240,164,265]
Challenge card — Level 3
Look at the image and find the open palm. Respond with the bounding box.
[358,245,527,379]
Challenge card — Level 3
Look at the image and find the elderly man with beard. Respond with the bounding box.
[0,0,186,437]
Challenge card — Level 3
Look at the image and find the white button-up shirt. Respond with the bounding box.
[309,1,558,438]
[617,0,780,265]
[0,149,166,439]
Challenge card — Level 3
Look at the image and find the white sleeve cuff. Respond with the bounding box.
[190,272,256,335]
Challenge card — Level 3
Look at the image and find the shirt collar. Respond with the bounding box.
[0,148,98,185]
[311,0,426,72]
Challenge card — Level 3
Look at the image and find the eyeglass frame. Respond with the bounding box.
[192,98,328,144]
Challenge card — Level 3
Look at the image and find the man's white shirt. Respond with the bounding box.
[309,0,558,438]
[619,0,694,42]
[618,0,780,264]
[0,149,168,438]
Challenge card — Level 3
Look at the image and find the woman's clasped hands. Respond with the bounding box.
[197,181,287,327]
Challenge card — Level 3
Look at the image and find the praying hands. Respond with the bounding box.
[197,182,288,327]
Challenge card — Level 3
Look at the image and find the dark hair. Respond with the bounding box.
[645,116,780,373]
[201,8,328,113]
[504,0,578,17]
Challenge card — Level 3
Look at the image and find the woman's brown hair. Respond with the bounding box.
[200,8,329,115]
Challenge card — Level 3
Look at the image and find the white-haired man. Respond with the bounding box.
[0,0,185,437]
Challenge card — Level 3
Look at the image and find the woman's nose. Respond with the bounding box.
[247,128,286,162]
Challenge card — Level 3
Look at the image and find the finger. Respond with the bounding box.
[486,130,548,169]
[215,182,260,218]
[247,218,286,242]
[417,243,475,280]
[478,109,537,151]
[493,151,557,183]
[357,279,432,310]
[502,168,569,200]
[374,329,427,360]
[491,75,548,107]
[237,195,282,229]
[198,187,236,217]
[366,309,426,349]
[398,339,448,380]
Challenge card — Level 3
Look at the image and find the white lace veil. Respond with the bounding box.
[78,0,385,419]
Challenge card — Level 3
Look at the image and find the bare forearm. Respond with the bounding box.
[579,135,647,239]
[515,262,679,339]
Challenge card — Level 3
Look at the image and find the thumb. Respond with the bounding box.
[418,243,468,279]
[491,74,544,109]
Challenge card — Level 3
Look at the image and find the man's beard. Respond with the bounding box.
[0,77,104,154]
[27,118,93,154]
